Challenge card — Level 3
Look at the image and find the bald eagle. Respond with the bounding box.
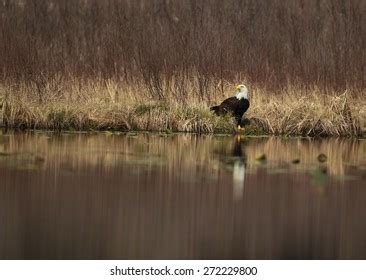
[210,84,250,129]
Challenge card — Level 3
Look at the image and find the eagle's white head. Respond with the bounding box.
[235,84,249,100]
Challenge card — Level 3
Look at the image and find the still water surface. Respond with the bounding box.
[0,131,365,259]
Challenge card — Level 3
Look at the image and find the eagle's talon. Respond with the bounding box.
[235,124,246,135]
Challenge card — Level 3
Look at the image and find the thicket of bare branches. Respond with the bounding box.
[0,0,364,99]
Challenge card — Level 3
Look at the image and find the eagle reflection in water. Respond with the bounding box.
[232,135,247,200]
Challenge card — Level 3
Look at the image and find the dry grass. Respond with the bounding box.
[249,87,366,137]
[0,79,234,133]
[0,79,365,136]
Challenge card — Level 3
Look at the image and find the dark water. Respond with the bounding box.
[0,131,365,259]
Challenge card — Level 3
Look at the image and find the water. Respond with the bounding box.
[0,131,365,259]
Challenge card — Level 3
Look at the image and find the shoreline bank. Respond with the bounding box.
[1,83,365,137]
[0,104,365,138]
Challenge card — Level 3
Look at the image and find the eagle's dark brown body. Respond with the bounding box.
[210,97,250,126]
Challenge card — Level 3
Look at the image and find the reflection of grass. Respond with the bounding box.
[0,152,45,171]
[245,137,366,177]
[2,131,366,179]
[1,81,365,136]
[311,167,328,187]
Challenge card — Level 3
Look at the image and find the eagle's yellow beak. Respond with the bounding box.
[236,85,241,91]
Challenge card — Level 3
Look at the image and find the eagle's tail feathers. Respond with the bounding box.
[210,105,220,115]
